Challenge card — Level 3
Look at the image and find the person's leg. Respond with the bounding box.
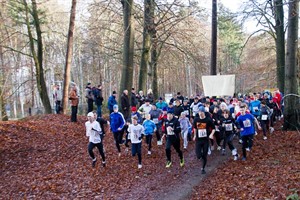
[88,142,96,159]
[183,130,188,148]
[113,132,121,152]
[195,140,202,159]
[248,134,254,150]
[137,143,142,165]
[172,137,183,160]
[242,135,249,159]
[96,143,106,162]
[202,141,209,170]
[118,130,124,144]
[165,137,172,162]
[148,135,152,151]
[131,143,137,156]
[97,105,102,117]
[261,120,267,137]
[155,125,161,142]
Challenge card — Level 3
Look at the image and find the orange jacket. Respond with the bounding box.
[69,90,79,106]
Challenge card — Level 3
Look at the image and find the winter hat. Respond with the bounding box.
[113,105,118,110]
[131,106,137,112]
[87,112,94,117]
[198,106,206,113]
[159,97,163,100]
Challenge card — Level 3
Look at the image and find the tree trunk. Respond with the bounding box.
[24,0,52,114]
[62,0,77,115]
[0,44,8,121]
[210,0,217,75]
[139,0,153,93]
[120,0,134,102]
[151,33,158,100]
[274,0,285,93]
[283,0,299,130]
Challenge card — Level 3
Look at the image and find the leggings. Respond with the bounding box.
[215,131,223,146]
[146,135,153,151]
[222,132,235,151]
[241,134,254,158]
[113,131,123,152]
[260,120,269,136]
[166,135,183,162]
[88,142,105,161]
[195,139,209,169]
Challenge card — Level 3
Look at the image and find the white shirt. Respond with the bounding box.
[54,89,63,101]
[128,124,144,144]
[85,120,102,143]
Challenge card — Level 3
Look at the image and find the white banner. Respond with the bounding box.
[202,75,235,97]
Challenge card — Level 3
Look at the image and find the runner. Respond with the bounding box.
[149,104,163,145]
[179,112,191,150]
[259,100,272,140]
[220,109,238,160]
[110,105,126,157]
[193,106,215,174]
[128,116,145,169]
[236,104,262,161]
[85,112,106,168]
[143,114,156,155]
[162,110,184,168]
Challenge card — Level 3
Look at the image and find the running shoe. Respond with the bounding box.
[242,157,246,161]
[246,147,250,152]
[222,149,226,155]
[92,159,96,168]
[239,139,243,144]
[217,146,221,151]
[180,158,185,167]
[148,151,152,155]
[201,168,206,174]
[263,136,267,140]
[138,164,142,169]
[234,155,238,161]
[102,161,106,167]
[166,161,172,168]
[270,127,274,133]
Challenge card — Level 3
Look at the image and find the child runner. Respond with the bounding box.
[93,111,109,141]
[259,100,272,140]
[149,104,163,145]
[85,112,106,168]
[143,114,157,155]
[193,106,215,174]
[220,109,238,160]
[236,104,262,161]
[128,116,145,169]
[162,110,184,168]
[110,105,126,157]
[179,112,191,149]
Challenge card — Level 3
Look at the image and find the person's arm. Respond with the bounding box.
[253,116,262,130]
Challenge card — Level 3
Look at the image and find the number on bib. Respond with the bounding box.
[261,115,268,120]
[198,129,207,138]
[225,124,233,131]
[243,119,251,128]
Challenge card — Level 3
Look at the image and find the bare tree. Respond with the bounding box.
[62,0,77,114]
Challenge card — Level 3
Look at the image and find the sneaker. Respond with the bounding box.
[222,149,226,155]
[217,146,221,151]
[180,158,185,167]
[138,164,142,169]
[166,161,172,168]
[148,151,151,155]
[242,157,246,161]
[239,139,243,144]
[102,161,106,167]
[208,147,211,155]
[246,147,250,152]
[118,152,121,157]
[234,155,238,161]
[270,127,274,133]
[263,136,267,140]
[211,146,214,151]
[255,131,258,136]
[92,159,96,168]
[183,146,187,150]
[157,140,162,146]
[201,168,206,174]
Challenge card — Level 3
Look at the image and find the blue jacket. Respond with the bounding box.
[143,120,156,135]
[249,100,261,116]
[236,114,255,136]
[110,112,125,133]
[131,112,143,124]
[107,95,117,113]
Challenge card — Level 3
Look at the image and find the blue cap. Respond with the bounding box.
[198,106,206,113]
[162,107,167,111]
[113,104,118,109]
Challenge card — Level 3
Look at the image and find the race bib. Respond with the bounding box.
[243,119,251,128]
[153,118,159,124]
[93,137,101,143]
[253,106,259,112]
[167,127,175,135]
[261,115,268,120]
[225,124,233,131]
[198,129,207,138]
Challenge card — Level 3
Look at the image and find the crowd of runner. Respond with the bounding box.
[83,85,284,174]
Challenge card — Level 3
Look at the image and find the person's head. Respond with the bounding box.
[131,87,135,93]
[158,97,163,102]
[263,93,268,99]
[204,101,210,107]
[147,89,153,94]
[213,106,219,113]
[213,99,218,105]
[220,102,227,111]
[222,109,230,119]
[145,113,151,120]
[72,85,77,92]
[139,90,144,96]
[92,111,98,119]
[123,90,128,95]
[151,104,157,110]
[240,104,246,115]
[112,91,117,97]
[168,102,173,107]
[261,100,266,106]
[131,106,137,113]
[198,106,206,118]
[194,97,199,102]
[87,82,91,87]
[183,99,188,105]
[87,112,94,122]
[162,107,167,114]
[167,110,174,120]
[132,116,138,125]
[56,84,60,89]
[145,99,150,105]
[175,99,181,106]
[177,92,181,97]
[180,112,186,118]
[113,104,119,112]
[98,84,102,89]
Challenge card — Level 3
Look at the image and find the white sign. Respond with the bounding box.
[202,75,235,96]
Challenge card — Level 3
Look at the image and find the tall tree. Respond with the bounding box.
[62,0,77,115]
[23,0,52,113]
[273,0,285,93]
[283,0,299,130]
[139,0,154,93]
[210,0,217,75]
[120,0,135,101]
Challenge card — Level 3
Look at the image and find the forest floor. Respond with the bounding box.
[0,114,299,199]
